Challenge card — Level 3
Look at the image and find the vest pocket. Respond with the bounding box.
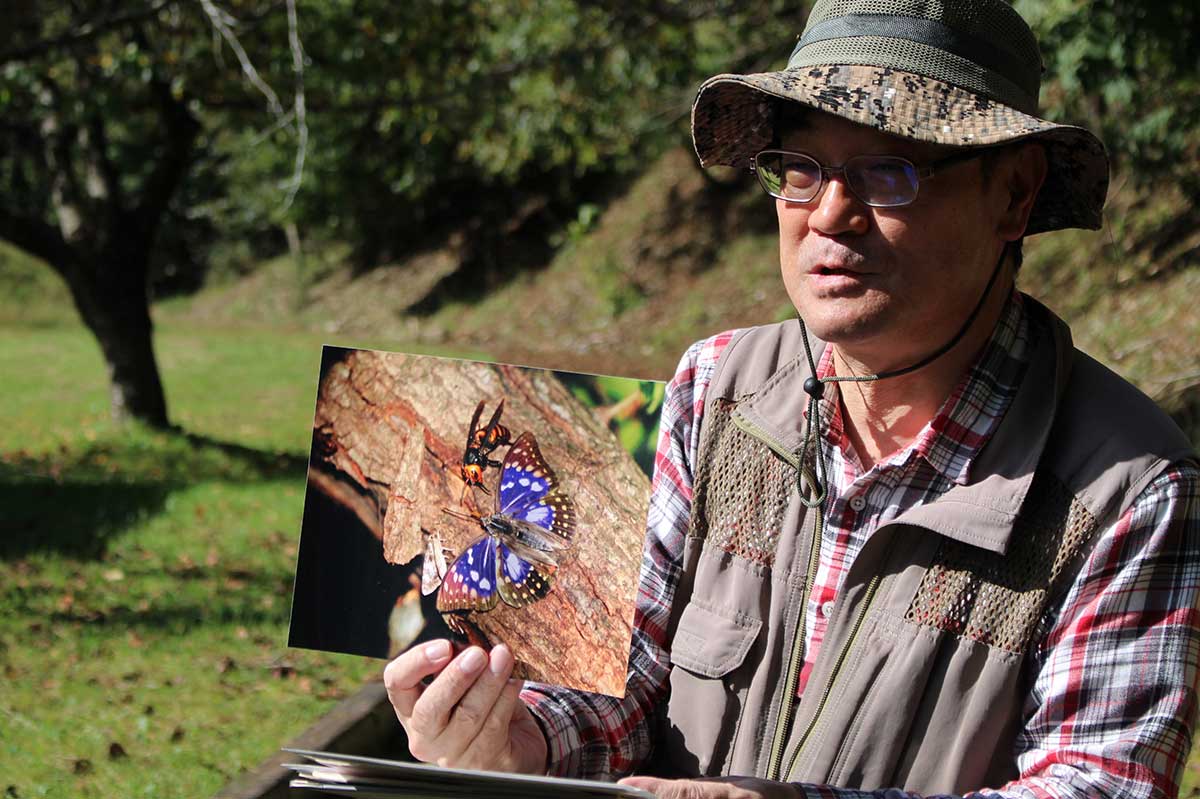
[663,601,763,775]
[670,601,762,676]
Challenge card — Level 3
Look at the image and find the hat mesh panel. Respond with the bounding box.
[807,0,1041,72]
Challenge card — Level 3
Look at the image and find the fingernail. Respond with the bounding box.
[425,640,451,663]
[489,644,512,676]
[458,646,486,674]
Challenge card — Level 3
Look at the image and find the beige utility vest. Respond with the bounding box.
[655,298,1195,794]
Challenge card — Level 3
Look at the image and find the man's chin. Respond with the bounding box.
[790,300,893,346]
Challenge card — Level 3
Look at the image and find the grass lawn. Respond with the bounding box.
[0,316,451,798]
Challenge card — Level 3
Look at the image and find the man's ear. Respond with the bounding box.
[997,142,1048,241]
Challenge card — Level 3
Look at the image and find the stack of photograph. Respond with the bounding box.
[284,747,654,798]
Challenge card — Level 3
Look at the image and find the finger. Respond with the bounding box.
[457,672,523,770]
[383,639,454,719]
[619,776,673,797]
[409,645,491,740]
[432,644,516,762]
[618,776,716,799]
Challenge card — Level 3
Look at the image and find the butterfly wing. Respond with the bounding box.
[496,432,576,543]
[420,532,452,596]
[436,535,500,614]
[495,540,554,609]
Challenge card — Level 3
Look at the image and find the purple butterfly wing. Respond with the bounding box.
[496,433,575,542]
[495,541,553,609]
[436,536,499,613]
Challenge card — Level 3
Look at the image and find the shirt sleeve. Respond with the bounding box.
[520,330,741,779]
[790,460,1200,799]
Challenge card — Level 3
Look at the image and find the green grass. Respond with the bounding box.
[0,317,426,798]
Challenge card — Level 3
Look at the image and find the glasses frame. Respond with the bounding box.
[750,148,989,208]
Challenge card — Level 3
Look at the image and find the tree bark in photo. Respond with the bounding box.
[309,349,652,697]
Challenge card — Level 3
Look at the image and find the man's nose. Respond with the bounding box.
[808,173,870,236]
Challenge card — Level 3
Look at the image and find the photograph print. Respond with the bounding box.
[289,347,662,697]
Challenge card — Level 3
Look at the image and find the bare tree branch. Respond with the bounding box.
[282,0,307,210]
[199,0,285,117]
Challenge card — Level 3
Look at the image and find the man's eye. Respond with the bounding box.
[783,163,819,186]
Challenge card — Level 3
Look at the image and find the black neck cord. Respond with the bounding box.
[795,243,1010,507]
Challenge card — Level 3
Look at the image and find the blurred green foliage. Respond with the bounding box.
[1016,0,1200,201]
[564,373,665,477]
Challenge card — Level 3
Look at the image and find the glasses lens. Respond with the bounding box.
[847,156,919,207]
[756,152,821,202]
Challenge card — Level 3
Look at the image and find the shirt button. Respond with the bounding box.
[821,600,835,618]
[849,495,866,511]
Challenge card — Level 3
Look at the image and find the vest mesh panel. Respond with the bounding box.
[688,403,793,568]
[904,472,1098,653]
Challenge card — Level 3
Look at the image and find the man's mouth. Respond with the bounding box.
[810,265,867,276]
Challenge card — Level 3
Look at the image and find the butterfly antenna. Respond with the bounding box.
[441,506,481,524]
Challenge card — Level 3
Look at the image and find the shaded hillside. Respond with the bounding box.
[171,145,1199,442]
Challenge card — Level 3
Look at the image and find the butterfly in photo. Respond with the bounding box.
[458,398,512,500]
[437,432,576,614]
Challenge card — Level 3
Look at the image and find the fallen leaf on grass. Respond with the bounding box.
[102,568,124,582]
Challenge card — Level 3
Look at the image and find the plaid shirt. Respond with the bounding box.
[523,294,1200,799]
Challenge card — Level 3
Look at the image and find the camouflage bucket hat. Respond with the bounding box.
[691,0,1109,234]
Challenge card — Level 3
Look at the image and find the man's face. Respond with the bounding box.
[776,112,1016,367]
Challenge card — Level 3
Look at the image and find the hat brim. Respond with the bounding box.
[691,64,1109,235]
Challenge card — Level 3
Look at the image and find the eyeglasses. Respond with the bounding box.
[750,149,987,208]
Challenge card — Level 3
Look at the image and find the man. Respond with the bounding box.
[384,1,1200,797]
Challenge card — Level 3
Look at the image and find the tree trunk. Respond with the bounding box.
[308,349,651,697]
[63,250,169,428]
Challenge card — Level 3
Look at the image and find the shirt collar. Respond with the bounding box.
[811,290,1034,486]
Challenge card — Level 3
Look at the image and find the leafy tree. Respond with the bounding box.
[0,0,304,426]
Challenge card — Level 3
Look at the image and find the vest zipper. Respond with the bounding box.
[730,412,820,781]
[781,569,883,782]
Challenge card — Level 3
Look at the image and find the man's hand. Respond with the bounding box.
[619,776,800,799]
[383,639,548,774]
